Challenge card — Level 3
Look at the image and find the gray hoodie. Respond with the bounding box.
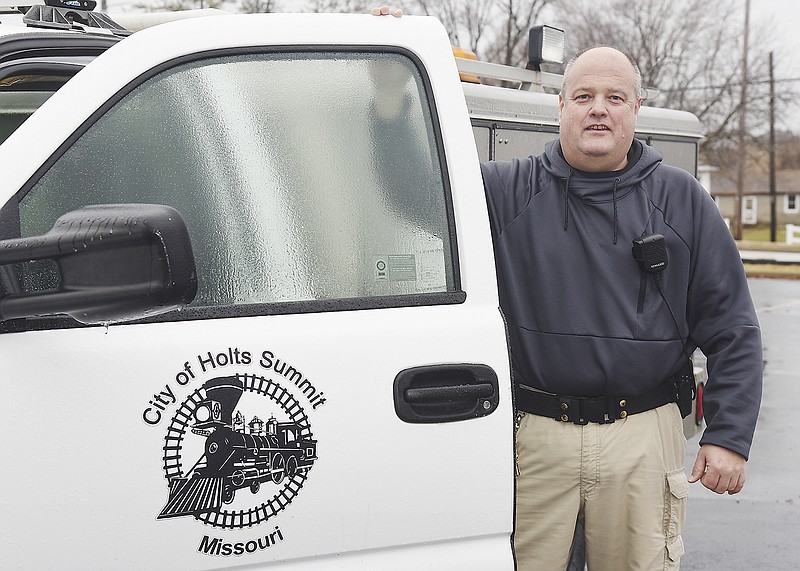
[481,139,762,459]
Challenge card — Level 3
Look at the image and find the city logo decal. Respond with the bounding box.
[144,347,324,555]
[157,373,317,526]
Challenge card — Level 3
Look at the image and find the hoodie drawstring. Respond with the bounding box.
[612,177,620,245]
[563,170,573,231]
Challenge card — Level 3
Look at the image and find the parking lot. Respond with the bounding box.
[681,277,800,570]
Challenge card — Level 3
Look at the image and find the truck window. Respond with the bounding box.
[0,90,54,145]
[646,137,698,177]
[10,50,459,321]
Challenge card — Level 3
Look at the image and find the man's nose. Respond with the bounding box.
[589,99,608,116]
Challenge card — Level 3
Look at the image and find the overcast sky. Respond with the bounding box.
[742,0,800,129]
[107,0,800,128]
[108,1,800,78]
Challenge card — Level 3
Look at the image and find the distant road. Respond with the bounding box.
[739,249,800,263]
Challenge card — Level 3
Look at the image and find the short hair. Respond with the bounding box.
[561,46,643,100]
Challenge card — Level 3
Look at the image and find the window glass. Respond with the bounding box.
[17,51,455,309]
[785,194,798,213]
[743,196,757,225]
[646,138,697,176]
[0,90,54,145]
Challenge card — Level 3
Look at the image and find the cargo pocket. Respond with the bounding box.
[666,535,685,564]
[664,469,688,569]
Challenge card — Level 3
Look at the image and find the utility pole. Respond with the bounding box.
[734,0,750,241]
[769,51,777,242]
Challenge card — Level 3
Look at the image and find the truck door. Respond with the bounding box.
[0,14,514,570]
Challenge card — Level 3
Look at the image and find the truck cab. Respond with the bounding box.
[0,6,706,569]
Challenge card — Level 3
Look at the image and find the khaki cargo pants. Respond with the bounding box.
[514,403,688,571]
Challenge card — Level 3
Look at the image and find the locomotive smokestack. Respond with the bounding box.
[194,376,244,429]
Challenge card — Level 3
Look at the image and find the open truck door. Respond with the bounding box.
[0,14,514,570]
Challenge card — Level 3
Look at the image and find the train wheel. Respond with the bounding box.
[271,454,286,484]
[250,481,260,494]
[287,456,298,478]
[231,470,245,487]
[222,486,235,504]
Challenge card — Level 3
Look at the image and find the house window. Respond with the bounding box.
[785,194,799,214]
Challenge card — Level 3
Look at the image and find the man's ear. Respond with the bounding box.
[558,93,565,116]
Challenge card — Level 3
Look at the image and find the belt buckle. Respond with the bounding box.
[578,397,613,425]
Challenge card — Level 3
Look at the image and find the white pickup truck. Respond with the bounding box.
[0,5,704,569]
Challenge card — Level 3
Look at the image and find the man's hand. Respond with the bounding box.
[688,444,747,494]
[370,5,403,17]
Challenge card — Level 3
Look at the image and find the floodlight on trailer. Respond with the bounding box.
[527,25,565,70]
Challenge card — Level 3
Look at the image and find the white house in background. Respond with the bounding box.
[702,167,800,227]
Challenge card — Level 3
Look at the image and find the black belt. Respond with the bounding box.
[515,380,676,425]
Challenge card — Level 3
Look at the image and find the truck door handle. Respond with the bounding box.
[393,364,499,423]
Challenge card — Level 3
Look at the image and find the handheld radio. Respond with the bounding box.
[632,234,667,275]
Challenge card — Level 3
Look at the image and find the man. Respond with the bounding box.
[485,46,761,571]
[372,8,763,570]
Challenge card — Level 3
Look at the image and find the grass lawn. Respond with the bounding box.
[743,263,800,279]
[737,225,800,278]
[742,225,786,243]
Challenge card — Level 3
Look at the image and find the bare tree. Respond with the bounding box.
[306,0,373,12]
[486,0,558,66]
[134,0,226,10]
[410,0,560,65]
[240,0,278,12]
[410,0,495,56]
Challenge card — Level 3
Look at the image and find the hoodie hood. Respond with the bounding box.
[541,138,663,243]
[541,138,662,198]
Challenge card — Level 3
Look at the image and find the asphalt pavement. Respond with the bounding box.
[681,278,800,570]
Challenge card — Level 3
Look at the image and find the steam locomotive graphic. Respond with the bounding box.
[158,375,317,520]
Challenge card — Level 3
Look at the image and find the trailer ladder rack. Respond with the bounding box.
[455,56,660,101]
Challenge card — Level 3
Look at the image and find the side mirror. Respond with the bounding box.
[0,204,197,324]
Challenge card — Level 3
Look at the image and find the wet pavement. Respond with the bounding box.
[681,278,800,570]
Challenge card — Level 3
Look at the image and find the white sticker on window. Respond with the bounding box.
[414,248,446,293]
[373,250,445,293]
[372,254,416,282]
[387,254,417,281]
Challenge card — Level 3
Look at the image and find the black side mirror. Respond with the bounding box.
[0,203,197,324]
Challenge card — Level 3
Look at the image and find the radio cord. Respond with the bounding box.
[651,273,693,363]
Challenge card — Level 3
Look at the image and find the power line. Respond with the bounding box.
[664,76,800,92]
